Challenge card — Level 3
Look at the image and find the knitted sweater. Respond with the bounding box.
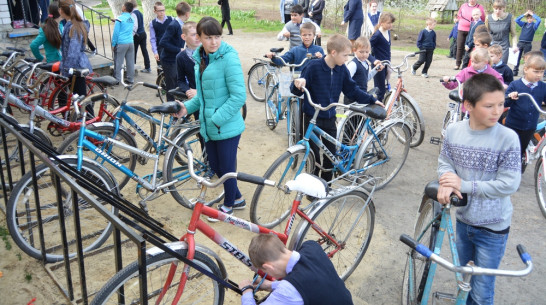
[515,14,541,42]
[438,121,521,231]
[492,62,513,85]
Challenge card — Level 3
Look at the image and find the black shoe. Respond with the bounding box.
[219,199,246,210]
[227,33,233,35]
[140,68,152,73]
[513,70,518,77]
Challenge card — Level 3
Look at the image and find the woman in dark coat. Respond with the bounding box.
[308,0,325,45]
[342,0,364,46]
[218,0,233,35]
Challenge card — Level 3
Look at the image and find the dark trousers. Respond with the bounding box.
[39,0,49,23]
[221,19,233,34]
[161,59,177,101]
[312,18,322,46]
[284,14,291,23]
[514,41,533,72]
[455,30,469,67]
[412,48,434,74]
[449,39,457,57]
[58,76,93,116]
[373,68,387,102]
[134,32,150,69]
[509,127,535,158]
[303,114,337,182]
[462,50,471,68]
[205,135,242,207]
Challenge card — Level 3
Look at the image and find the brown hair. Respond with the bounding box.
[58,0,87,41]
[176,1,192,16]
[326,34,352,54]
[463,73,504,107]
[129,0,137,7]
[197,17,222,73]
[42,2,61,49]
[248,234,287,269]
[154,1,164,10]
[473,31,492,47]
[492,0,506,8]
[373,12,395,34]
[474,24,488,34]
[353,36,371,50]
[488,44,503,56]
[524,53,546,70]
[300,22,315,35]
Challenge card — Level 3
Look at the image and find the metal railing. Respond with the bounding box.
[76,1,113,61]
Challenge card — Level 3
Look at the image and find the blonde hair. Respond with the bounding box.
[300,22,316,35]
[426,18,436,26]
[182,21,196,35]
[488,44,503,56]
[524,53,546,70]
[248,234,287,269]
[471,48,490,64]
[353,36,371,50]
[374,12,396,33]
[471,8,481,15]
[326,34,352,54]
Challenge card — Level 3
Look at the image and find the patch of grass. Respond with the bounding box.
[16,253,22,261]
[0,226,12,251]
[24,272,32,283]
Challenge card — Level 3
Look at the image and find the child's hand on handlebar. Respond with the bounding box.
[442,76,452,83]
[265,52,274,59]
[507,92,519,100]
[374,100,385,107]
[173,100,188,118]
[373,60,384,71]
[293,78,306,89]
[314,52,323,59]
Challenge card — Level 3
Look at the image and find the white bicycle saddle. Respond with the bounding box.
[285,173,328,198]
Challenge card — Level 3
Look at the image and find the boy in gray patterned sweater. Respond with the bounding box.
[437,73,521,305]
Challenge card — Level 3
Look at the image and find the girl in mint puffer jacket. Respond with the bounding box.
[178,17,246,220]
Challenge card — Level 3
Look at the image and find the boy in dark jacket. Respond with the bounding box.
[447,17,458,58]
[130,0,151,73]
[149,1,173,71]
[513,10,542,76]
[412,18,436,78]
[159,1,191,101]
[489,44,513,85]
[291,34,381,181]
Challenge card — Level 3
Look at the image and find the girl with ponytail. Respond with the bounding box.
[30,2,62,63]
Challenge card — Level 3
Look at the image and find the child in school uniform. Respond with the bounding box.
[344,36,383,104]
[447,17,458,59]
[370,12,396,102]
[513,10,542,76]
[489,44,513,85]
[277,4,321,50]
[412,18,436,78]
[149,1,173,71]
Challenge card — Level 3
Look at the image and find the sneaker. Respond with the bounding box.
[219,199,246,210]
[454,66,460,70]
[140,68,152,73]
[207,205,233,223]
[422,73,428,78]
[411,69,416,75]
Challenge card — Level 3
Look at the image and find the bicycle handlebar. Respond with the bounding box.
[182,142,276,188]
[381,51,425,73]
[74,93,108,116]
[515,93,546,116]
[269,54,318,68]
[399,234,533,277]
[300,87,373,116]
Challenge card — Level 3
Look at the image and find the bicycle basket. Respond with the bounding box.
[279,71,292,97]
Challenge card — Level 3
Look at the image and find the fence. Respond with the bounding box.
[76,1,114,61]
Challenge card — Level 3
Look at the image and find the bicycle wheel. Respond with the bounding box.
[534,158,546,218]
[164,127,211,209]
[6,158,118,263]
[250,146,315,228]
[0,124,52,168]
[156,71,167,102]
[47,78,106,121]
[264,74,279,130]
[291,190,375,280]
[90,249,224,305]
[107,105,156,153]
[385,92,425,148]
[57,124,137,190]
[356,122,410,190]
[337,111,367,146]
[401,198,440,305]
[439,110,453,154]
[247,62,268,102]
[287,99,300,147]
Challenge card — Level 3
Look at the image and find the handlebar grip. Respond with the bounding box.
[143,82,159,90]
[237,172,270,185]
[7,47,26,53]
[400,234,433,258]
[517,245,531,264]
[440,77,457,83]
[91,93,108,102]
[25,58,40,63]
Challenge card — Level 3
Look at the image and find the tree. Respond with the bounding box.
[106,0,124,17]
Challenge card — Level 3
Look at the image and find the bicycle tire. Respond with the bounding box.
[57,124,137,190]
[0,124,52,168]
[107,105,157,153]
[11,63,33,96]
[90,249,224,305]
[155,71,167,102]
[534,158,546,218]
[164,126,212,209]
[385,92,425,148]
[356,122,410,190]
[264,74,279,130]
[337,111,367,146]
[439,110,453,154]
[287,99,300,147]
[6,158,118,263]
[291,189,375,281]
[250,146,315,229]
[247,62,268,102]
[401,198,440,305]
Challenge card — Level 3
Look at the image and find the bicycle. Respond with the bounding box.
[264,51,314,146]
[337,52,426,149]
[400,181,533,305]
[90,143,375,304]
[247,53,274,102]
[251,87,410,228]
[429,78,466,153]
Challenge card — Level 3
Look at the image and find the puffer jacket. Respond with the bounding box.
[184,41,246,142]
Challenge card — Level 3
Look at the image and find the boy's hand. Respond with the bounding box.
[373,60,383,71]
[186,89,197,99]
[437,184,462,205]
[293,78,306,89]
[238,280,254,295]
[442,76,451,82]
[154,53,160,61]
[464,45,469,51]
[283,32,291,39]
[374,100,385,107]
[340,21,345,25]
[314,52,323,59]
[439,172,462,193]
[507,92,518,99]
[173,100,187,118]
[447,37,450,41]
[265,52,274,59]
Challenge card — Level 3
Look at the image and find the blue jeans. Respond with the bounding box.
[456,221,509,305]
[204,135,242,207]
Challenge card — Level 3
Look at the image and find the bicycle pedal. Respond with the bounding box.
[266,119,276,126]
[430,137,441,145]
[433,291,456,302]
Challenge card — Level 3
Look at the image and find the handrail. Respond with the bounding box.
[76,1,113,60]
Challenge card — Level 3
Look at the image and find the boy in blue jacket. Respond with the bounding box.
[513,10,542,76]
[291,34,382,181]
[159,1,191,101]
[266,22,324,72]
[412,18,436,78]
[112,1,135,84]
[447,17,458,58]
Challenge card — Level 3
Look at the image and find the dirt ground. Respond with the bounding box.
[1,27,545,305]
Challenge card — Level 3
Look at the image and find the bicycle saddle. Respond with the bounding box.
[449,90,462,103]
[90,76,118,87]
[149,101,181,114]
[38,62,60,72]
[285,173,328,198]
[270,47,284,54]
[168,88,188,100]
[359,104,387,120]
[425,180,467,206]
